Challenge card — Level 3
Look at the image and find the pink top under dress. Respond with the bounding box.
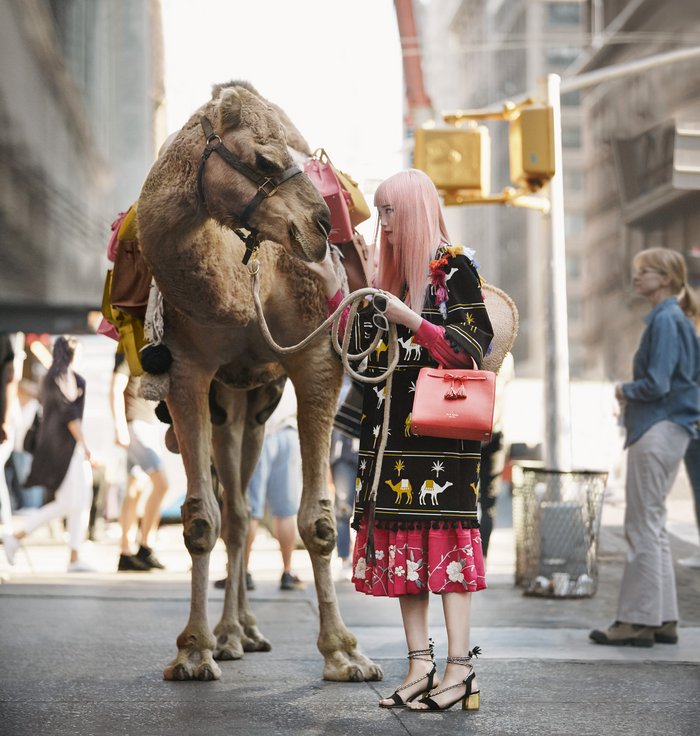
[329,245,493,597]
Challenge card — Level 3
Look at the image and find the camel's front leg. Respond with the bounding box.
[163,365,221,682]
[289,354,383,683]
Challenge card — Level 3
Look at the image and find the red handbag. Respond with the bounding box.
[410,368,496,442]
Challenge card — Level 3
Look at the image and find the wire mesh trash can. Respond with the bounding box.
[512,464,607,598]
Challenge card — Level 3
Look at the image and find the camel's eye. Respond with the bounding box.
[255,153,279,173]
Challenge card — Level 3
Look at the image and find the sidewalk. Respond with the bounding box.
[1,486,699,736]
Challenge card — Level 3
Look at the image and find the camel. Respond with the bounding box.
[373,385,386,407]
[397,335,422,360]
[136,80,382,683]
[385,478,413,505]
[418,479,454,506]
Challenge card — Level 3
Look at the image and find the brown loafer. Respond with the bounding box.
[653,621,678,644]
[589,621,654,647]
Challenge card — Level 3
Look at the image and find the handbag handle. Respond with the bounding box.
[311,147,332,165]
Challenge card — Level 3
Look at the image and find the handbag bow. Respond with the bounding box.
[441,372,467,400]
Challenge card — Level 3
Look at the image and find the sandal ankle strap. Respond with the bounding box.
[446,646,481,667]
[408,637,435,662]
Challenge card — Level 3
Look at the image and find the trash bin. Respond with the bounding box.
[512,463,607,598]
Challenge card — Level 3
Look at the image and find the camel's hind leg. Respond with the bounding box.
[162,363,221,682]
[210,383,274,660]
[287,350,383,683]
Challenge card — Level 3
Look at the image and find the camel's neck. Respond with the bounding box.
[138,155,208,257]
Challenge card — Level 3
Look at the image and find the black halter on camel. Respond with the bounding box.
[196,116,303,264]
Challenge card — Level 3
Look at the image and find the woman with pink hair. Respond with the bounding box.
[309,169,493,713]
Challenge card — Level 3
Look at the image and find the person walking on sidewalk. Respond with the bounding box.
[591,248,700,647]
[111,352,169,572]
[243,379,305,591]
[2,336,95,572]
[308,169,493,712]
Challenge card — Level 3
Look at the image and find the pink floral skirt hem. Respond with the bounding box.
[351,520,486,597]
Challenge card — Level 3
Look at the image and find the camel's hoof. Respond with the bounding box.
[163,657,222,681]
[243,636,272,653]
[164,663,193,681]
[364,663,384,681]
[321,650,384,682]
[214,643,244,661]
[196,662,220,681]
[323,663,365,682]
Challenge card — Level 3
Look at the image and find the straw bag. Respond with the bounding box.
[334,167,371,227]
[410,368,496,442]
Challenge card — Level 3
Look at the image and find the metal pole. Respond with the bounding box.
[561,46,700,94]
[541,73,572,472]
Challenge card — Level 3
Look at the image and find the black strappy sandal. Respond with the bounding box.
[379,639,437,708]
[414,646,481,712]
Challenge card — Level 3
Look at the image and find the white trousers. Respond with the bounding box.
[617,420,689,626]
[21,447,93,551]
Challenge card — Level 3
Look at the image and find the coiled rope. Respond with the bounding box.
[248,259,399,559]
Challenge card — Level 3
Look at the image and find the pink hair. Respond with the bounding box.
[373,169,450,313]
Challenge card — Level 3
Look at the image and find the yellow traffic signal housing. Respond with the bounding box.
[509,105,555,190]
[414,126,491,198]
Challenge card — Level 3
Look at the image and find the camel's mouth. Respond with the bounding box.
[289,221,324,262]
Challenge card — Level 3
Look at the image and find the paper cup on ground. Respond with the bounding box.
[552,572,570,596]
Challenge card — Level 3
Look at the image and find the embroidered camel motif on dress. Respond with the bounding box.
[397,335,422,360]
[374,340,388,360]
[373,385,386,407]
[385,478,413,505]
[419,479,454,506]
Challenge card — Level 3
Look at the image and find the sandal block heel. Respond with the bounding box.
[463,690,481,711]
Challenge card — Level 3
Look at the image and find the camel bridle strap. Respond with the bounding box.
[196,115,303,263]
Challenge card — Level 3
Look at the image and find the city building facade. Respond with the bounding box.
[575,0,700,380]
[0,0,164,332]
[418,0,700,385]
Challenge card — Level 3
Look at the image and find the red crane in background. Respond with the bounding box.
[393,0,434,130]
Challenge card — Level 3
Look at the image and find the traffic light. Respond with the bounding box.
[509,105,555,190]
[414,125,491,198]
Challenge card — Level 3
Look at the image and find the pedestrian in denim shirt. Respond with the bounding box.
[591,248,700,648]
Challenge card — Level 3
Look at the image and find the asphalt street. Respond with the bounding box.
[1,479,699,736]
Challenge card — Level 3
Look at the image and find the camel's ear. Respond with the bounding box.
[218,88,242,130]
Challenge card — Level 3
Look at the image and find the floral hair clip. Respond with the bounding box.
[429,255,450,318]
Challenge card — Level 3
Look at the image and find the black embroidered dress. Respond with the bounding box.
[350,246,494,597]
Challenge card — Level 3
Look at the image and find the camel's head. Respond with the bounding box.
[197,85,331,262]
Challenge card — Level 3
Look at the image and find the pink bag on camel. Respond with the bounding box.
[304,150,354,244]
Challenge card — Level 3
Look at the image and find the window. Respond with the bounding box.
[564,169,585,192]
[566,254,582,278]
[565,213,585,237]
[547,3,582,27]
[545,47,581,73]
[562,125,582,149]
[568,299,582,320]
[561,90,581,107]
